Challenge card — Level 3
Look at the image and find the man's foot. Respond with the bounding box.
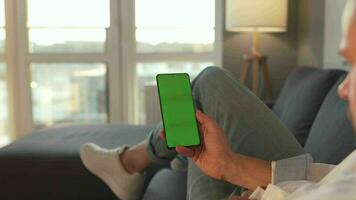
[80,143,144,200]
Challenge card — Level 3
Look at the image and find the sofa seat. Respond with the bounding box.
[0,124,155,200]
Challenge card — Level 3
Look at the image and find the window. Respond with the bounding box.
[135,0,215,53]
[26,0,111,129]
[0,0,4,53]
[134,0,221,124]
[3,0,221,139]
[31,63,107,128]
[0,0,10,146]
[0,63,9,146]
[27,0,109,53]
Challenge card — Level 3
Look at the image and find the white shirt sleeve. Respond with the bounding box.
[287,151,356,200]
[251,151,356,200]
[307,163,335,182]
[272,154,313,184]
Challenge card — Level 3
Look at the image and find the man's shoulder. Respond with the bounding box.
[343,150,356,162]
[319,150,356,184]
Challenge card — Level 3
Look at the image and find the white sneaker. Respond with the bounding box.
[80,143,144,200]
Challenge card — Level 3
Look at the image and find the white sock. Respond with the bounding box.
[80,143,144,200]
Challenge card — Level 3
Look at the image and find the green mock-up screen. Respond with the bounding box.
[156,73,201,148]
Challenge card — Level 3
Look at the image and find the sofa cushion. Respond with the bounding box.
[304,75,355,164]
[273,67,345,146]
[0,124,154,174]
[0,124,156,200]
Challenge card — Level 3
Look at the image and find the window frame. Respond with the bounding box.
[0,0,8,143]
[3,0,222,138]
[4,0,124,137]
[128,0,223,123]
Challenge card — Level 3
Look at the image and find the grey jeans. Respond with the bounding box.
[146,67,304,200]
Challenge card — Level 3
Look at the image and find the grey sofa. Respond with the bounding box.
[0,67,354,200]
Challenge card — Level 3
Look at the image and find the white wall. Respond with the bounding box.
[297,0,325,68]
[323,0,348,70]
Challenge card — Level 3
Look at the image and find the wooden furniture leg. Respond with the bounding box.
[262,58,273,100]
[252,58,260,95]
[240,59,250,84]
[240,55,273,99]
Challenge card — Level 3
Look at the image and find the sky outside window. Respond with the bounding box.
[135,0,215,52]
[0,0,5,53]
[27,0,110,27]
[27,0,110,53]
[0,0,4,27]
[0,63,10,147]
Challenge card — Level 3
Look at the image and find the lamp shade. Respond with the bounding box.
[226,0,288,32]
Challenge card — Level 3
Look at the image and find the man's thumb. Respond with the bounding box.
[176,146,195,158]
[196,110,208,123]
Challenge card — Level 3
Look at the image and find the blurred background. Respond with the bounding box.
[0,0,221,146]
[0,0,348,147]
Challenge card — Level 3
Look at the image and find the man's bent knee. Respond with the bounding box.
[197,66,225,82]
[193,66,243,92]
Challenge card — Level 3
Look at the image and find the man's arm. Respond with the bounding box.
[224,153,272,191]
[175,111,272,191]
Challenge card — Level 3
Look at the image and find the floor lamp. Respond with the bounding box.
[226,0,288,100]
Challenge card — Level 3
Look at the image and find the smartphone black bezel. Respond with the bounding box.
[156,73,201,149]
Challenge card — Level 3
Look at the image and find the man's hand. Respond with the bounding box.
[175,110,234,180]
[160,110,272,191]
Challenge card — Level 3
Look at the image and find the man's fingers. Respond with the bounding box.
[176,146,195,158]
[197,110,217,133]
[159,131,166,140]
[196,110,210,124]
[196,110,205,123]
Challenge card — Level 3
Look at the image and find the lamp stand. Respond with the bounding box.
[252,30,261,57]
[240,54,273,101]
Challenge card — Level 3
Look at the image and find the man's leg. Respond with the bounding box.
[145,122,178,165]
[81,66,303,199]
[187,67,304,200]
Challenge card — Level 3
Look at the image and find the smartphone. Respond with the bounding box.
[156,73,201,149]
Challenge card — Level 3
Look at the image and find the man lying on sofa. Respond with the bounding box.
[79,0,356,199]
